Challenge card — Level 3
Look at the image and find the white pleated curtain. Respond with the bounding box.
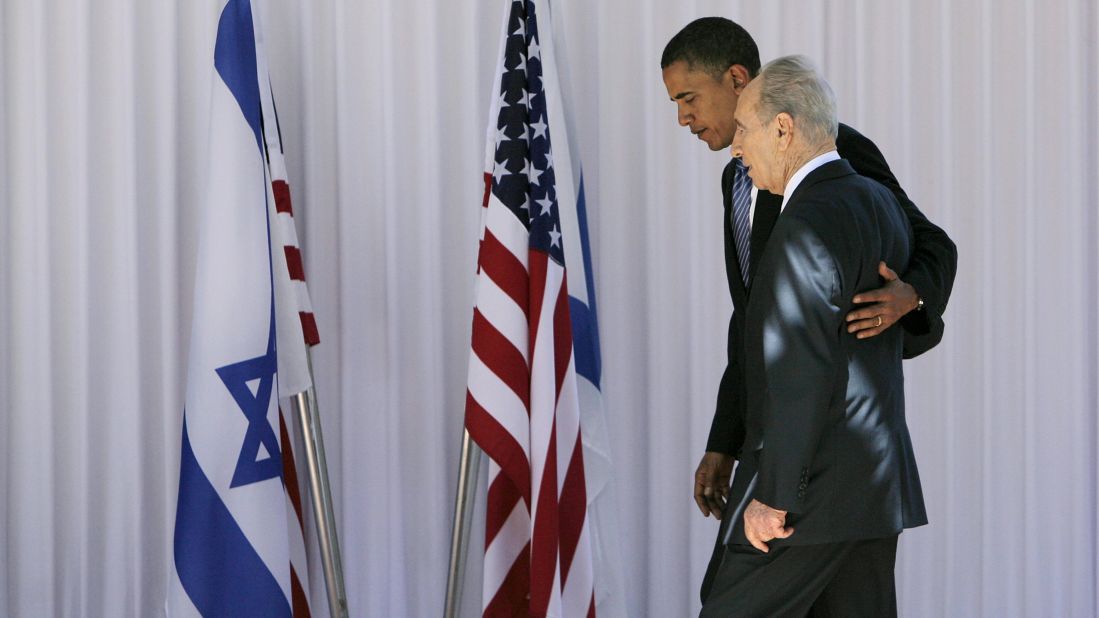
[1,0,1096,616]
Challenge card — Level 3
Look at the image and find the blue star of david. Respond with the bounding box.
[215,314,282,488]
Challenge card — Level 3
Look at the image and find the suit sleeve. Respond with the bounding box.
[706,161,746,456]
[837,125,957,358]
[753,219,842,512]
[707,315,745,455]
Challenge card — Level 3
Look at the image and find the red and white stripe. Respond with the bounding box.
[261,89,315,618]
[466,172,596,618]
[251,0,318,350]
[280,407,313,618]
[269,164,320,347]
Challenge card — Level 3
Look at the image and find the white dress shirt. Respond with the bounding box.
[779,150,841,212]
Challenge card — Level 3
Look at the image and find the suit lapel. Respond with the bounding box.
[749,193,782,286]
[722,162,749,306]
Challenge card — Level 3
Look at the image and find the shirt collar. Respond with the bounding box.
[780,150,841,211]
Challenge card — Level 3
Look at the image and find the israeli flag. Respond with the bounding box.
[168,1,296,615]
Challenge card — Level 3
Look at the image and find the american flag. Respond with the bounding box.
[265,107,320,350]
[465,1,596,616]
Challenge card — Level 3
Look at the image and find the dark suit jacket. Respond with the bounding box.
[706,123,958,458]
[726,158,927,546]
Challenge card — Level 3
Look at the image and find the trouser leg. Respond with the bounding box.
[700,524,727,603]
[808,535,899,618]
[698,505,734,602]
[699,541,855,618]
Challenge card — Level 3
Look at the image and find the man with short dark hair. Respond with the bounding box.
[660,16,957,612]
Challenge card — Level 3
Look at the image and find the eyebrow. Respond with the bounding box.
[671,91,694,101]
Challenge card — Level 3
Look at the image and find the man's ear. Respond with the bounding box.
[775,113,794,149]
[727,65,752,94]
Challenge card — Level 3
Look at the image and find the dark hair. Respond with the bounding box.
[660,17,761,79]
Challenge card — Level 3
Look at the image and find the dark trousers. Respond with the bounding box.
[699,535,899,618]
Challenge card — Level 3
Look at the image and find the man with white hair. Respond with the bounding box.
[660,17,956,609]
[699,55,926,617]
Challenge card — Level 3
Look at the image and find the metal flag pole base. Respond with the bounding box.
[291,349,349,618]
[444,429,482,618]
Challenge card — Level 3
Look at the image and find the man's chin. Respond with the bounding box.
[704,138,731,151]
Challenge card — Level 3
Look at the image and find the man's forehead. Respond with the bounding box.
[737,83,759,111]
[666,60,724,82]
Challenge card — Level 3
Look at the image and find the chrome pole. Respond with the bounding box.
[443,429,482,618]
[292,349,349,618]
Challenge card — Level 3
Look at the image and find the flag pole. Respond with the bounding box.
[444,429,482,618]
[291,349,349,618]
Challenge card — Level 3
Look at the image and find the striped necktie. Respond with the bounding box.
[731,159,753,287]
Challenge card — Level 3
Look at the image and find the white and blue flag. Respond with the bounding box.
[169,1,311,616]
[539,4,627,615]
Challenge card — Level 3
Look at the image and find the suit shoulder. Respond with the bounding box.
[836,123,882,156]
[848,169,896,196]
[836,122,865,143]
[792,170,875,206]
[786,173,897,227]
[721,159,737,188]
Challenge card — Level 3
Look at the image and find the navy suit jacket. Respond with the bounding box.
[706,123,958,459]
[725,158,927,546]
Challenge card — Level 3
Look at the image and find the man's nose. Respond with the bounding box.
[677,109,691,127]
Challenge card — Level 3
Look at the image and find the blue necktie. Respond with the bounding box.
[731,159,753,287]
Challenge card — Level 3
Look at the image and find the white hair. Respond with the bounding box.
[755,55,838,144]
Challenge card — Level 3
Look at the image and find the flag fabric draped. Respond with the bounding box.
[169,1,312,615]
[535,3,626,615]
[465,1,601,615]
[255,3,315,615]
